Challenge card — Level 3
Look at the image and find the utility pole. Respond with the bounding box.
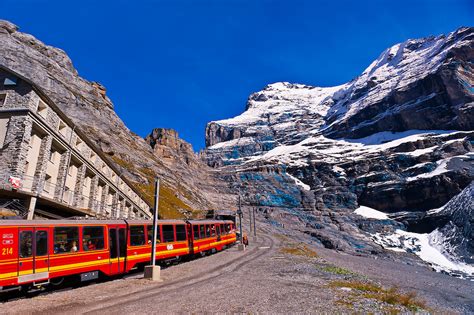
[144,178,162,281]
[150,178,159,265]
[248,208,252,234]
[253,207,257,239]
[237,192,244,250]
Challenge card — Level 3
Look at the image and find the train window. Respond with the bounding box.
[205,225,210,238]
[176,225,187,241]
[200,225,205,238]
[54,226,79,253]
[193,225,200,239]
[36,230,48,256]
[146,225,161,243]
[19,231,33,258]
[130,225,145,246]
[83,226,104,251]
[216,225,221,236]
[210,224,216,237]
[226,224,231,233]
[162,225,174,243]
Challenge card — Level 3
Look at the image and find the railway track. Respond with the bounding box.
[34,231,276,314]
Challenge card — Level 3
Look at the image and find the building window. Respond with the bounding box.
[0,117,9,148]
[58,121,67,137]
[49,150,55,163]
[68,165,74,176]
[37,100,48,117]
[3,77,17,86]
[75,138,83,150]
[44,175,52,193]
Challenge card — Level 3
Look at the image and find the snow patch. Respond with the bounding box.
[286,173,311,191]
[406,158,450,181]
[372,229,474,279]
[354,206,389,220]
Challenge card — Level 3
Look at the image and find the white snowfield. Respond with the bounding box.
[207,29,473,185]
[210,28,471,132]
[214,82,345,127]
[372,229,474,279]
[354,205,390,220]
[242,129,468,171]
[363,197,474,280]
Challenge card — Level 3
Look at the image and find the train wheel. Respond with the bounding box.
[50,277,65,286]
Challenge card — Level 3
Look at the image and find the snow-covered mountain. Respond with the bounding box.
[203,27,474,275]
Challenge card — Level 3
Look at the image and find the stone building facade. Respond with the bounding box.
[0,67,151,219]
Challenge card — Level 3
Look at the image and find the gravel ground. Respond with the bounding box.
[1,222,474,314]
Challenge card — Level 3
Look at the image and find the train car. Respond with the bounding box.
[0,219,236,293]
[126,219,190,269]
[0,220,118,292]
[188,220,236,256]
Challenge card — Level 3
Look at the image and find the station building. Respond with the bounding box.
[0,66,152,219]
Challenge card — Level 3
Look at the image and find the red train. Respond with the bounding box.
[0,219,236,293]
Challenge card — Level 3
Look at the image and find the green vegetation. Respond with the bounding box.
[135,167,193,219]
[330,280,428,312]
[280,244,318,258]
[320,265,356,276]
[111,156,134,170]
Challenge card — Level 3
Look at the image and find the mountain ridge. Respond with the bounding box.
[203,26,474,275]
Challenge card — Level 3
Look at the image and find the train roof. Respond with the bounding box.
[187,220,233,224]
[0,219,185,226]
[0,219,233,226]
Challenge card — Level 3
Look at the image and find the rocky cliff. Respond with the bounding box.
[204,27,474,271]
[0,20,235,218]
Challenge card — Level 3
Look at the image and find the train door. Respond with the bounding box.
[18,227,49,283]
[108,226,127,275]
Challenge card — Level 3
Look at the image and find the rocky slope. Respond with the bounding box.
[0,20,235,217]
[204,27,474,271]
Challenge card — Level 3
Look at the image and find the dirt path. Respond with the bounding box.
[2,226,473,314]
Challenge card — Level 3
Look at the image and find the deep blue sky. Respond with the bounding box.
[1,1,473,150]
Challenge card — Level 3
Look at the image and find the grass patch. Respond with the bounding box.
[135,167,193,219]
[280,244,318,258]
[321,265,356,276]
[330,280,427,312]
[111,156,134,170]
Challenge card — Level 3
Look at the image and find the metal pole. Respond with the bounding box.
[248,208,252,234]
[238,193,243,243]
[150,178,160,266]
[253,207,256,237]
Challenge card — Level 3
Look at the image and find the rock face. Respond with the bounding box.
[430,182,474,264]
[145,128,195,165]
[0,20,234,217]
[203,27,474,260]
